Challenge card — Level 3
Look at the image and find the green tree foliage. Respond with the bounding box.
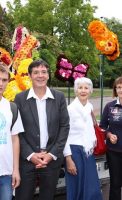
[5,0,24,27]
[6,0,99,78]
[54,0,99,79]
[2,0,111,85]
[7,0,55,35]
[0,5,11,51]
[37,33,62,85]
[101,18,122,87]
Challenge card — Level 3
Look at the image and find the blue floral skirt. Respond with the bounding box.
[65,145,103,200]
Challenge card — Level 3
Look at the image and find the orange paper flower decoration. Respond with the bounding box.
[88,20,120,60]
[13,35,38,70]
[0,47,12,67]
[88,20,108,41]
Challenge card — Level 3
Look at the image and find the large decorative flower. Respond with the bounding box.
[0,47,12,66]
[15,58,32,90]
[4,58,32,101]
[17,58,33,75]
[13,35,39,70]
[88,20,120,61]
[3,78,22,101]
[72,63,89,80]
[3,27,39,101]
[55,54,89,82]
[12,25,29,51]
[55,55,73,81]
[88,20,108,41]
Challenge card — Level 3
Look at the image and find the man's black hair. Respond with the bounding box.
[28,59,49,75]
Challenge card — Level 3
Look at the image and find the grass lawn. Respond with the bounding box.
[55,87,112,98]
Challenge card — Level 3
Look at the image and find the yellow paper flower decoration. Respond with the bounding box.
[16,58,32,90]
[15,74,32,90]
[3,58,33,100]
[17,58,33,75]
[3,79,22,101]
[3,26,39,101]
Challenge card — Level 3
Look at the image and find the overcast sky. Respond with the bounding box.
[0,0,26,8]
[0,0,122,21]
[91,0,122,21]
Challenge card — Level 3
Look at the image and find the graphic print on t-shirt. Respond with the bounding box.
[0,112,7,144]
[110,107,122,121]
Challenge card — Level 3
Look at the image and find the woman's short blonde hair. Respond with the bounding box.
[74,77,93,93]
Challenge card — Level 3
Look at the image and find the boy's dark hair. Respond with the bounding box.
[28,59,49,75]
[113,76,122,97]
[0,64,10,79]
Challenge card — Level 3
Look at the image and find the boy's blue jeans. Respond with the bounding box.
[0,175,13,200]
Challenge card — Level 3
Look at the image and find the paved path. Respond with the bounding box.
[90,96,113,116]
[67,96,113,116]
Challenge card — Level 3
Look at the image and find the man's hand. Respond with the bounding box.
[36,153,53,169]
[30,152,47,168]
[12,170,21,189]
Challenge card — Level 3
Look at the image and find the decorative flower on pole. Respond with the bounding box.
[55,54,73,82]
[72,63,89,80]
[88,20,120,61]
[55,54,89,83]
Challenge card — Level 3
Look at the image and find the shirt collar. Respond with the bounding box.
[115,97,120,105]
[27,87,54,100]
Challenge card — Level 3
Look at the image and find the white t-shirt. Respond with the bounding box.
[0,97,24,176]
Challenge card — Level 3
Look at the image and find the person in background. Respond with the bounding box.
[63,77,103,200]
[14,59,69,200]
[100,76,122,200]
[0,64,24,200]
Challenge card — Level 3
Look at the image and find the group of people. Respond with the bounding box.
[0,58,122,200]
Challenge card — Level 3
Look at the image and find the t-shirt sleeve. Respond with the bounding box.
[11,110,24,135]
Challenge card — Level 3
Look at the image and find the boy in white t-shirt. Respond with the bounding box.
[0,64,24,200]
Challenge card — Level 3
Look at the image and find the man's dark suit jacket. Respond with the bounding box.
[15,88,69,169]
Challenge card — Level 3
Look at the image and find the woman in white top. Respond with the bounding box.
[64,77,102,200]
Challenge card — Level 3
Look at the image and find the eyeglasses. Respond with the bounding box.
[116,87,122,91]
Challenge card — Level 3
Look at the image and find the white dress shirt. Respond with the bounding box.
[27,87,57,160]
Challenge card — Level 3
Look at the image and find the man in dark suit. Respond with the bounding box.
[15,59,69,200]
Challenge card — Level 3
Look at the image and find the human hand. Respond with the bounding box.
[66,156,77,175]
[36,153,53,169]
[107,132,118,144]
[30,152,47,168]
[12,170,21,189]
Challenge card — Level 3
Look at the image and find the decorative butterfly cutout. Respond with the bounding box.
[55,54,89,83]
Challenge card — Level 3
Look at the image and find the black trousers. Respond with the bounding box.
[106,150,122,200]
[15,165,60,200]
